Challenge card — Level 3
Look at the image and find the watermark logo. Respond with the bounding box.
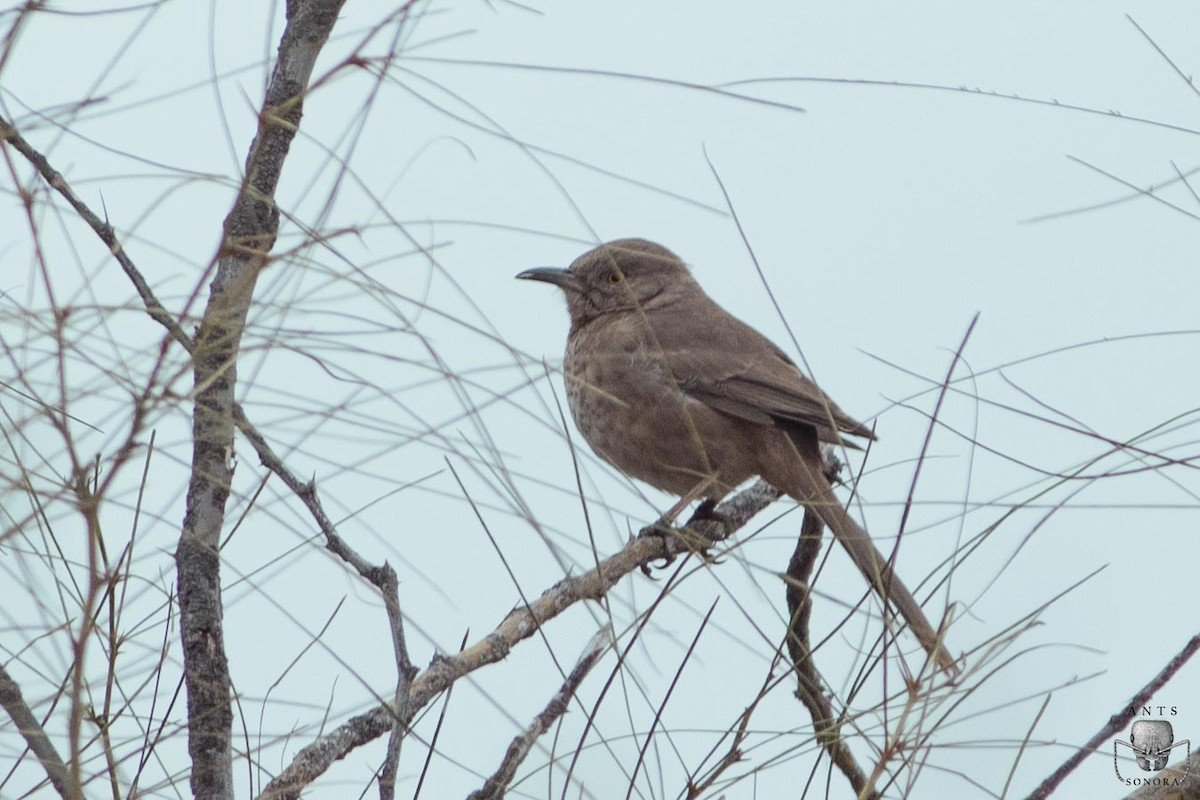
[1114,709,1190,787]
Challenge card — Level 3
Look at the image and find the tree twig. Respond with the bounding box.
[467,625,612,800]
[783,506,880,799]
[377,563,418,800]
[0,116,191,350]
[0,664,73,800]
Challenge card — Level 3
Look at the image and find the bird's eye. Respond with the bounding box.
[607,271,624,285]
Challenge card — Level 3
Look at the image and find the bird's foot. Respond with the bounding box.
[637,500,729,576]
[638,518,682,574]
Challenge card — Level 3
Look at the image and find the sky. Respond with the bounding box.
[2,1,1199,798]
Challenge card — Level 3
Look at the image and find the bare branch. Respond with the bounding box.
[176,2,347,798]
[0,664,73,800]
[0,115,189,349]
[377,563,419,800]
[784,507,879,799]
[234,416,421,799]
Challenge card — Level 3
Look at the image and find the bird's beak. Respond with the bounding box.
[515,267,582,293]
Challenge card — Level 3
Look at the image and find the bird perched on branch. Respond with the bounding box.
[518,238,956,674]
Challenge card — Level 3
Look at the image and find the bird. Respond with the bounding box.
[517,237,957,674]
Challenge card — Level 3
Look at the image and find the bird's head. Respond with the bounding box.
[517,238,696,327]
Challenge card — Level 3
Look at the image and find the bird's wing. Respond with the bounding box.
[647,303,876,444]
[678,357,875,445]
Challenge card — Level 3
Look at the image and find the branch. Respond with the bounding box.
[376,562,418,800]
[0,664,73,800]
[258,480,783,799]
[175,3,347,799]
[234,413,421,798]
[784,507,878,799]
[467,625,611,800]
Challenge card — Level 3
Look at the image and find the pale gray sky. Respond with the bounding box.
[2,2,1198,798]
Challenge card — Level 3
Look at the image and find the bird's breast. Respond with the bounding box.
[562,324,755,497]
[564,329,679,441]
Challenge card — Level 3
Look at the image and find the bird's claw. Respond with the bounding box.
[638,521,681,575]
[637,508,728,576]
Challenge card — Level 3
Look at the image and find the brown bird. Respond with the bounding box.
[518,238,956,674]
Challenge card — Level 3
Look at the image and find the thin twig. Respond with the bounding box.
[414,630,469,800]
[625,601,718,800]
[467,625,612,800]
[377,564,418,800]
[560,556,692,800]
[0,115,191,350]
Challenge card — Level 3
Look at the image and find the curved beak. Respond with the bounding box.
[516,267,581,293]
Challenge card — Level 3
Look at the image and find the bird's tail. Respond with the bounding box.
[770,427,958,676]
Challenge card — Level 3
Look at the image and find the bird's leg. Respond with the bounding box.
[665,476,716,526]
[638,477,721,573]
[639,475,716,537]
[686,498,734,538]
[691,498,718,520]
[820,445,845,485]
